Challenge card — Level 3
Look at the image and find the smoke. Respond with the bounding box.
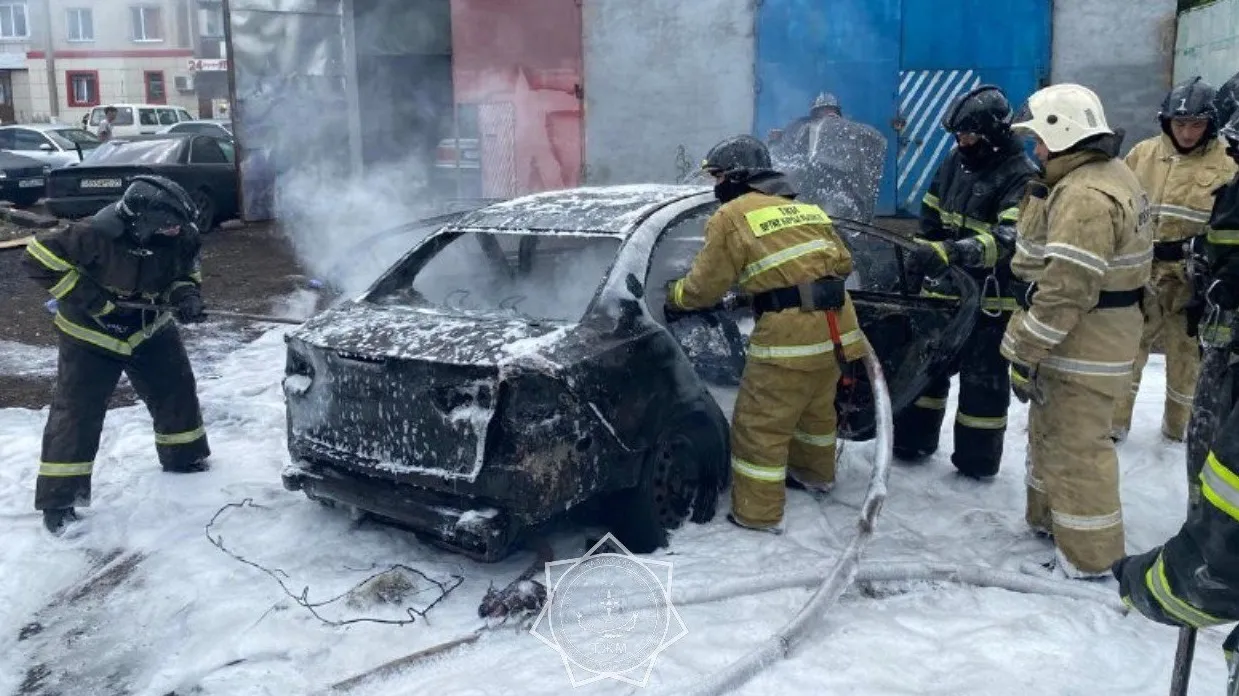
[231,0,594,318]
[274,160,442,298]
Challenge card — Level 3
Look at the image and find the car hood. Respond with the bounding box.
[291,300,578,368]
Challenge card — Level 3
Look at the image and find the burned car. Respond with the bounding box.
[281,185,979,561]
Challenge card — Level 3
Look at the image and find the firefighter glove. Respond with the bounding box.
[910,241,951,279]
[173,288,206,324]
[1010,362,1041,404]
[1186,295,1206,338]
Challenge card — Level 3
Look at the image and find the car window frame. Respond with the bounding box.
[12,128,53,152]
[187,135,228,164]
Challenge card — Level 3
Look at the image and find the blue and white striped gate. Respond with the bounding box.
[754,0,1050,217]
[896,69,982,213]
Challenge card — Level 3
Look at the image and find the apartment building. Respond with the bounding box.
[0,0,198,124]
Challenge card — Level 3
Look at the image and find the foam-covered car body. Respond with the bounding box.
[281,185,979,561]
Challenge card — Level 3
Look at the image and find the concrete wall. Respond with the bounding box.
[1176,0,1239,88]
[1051,0,1177,154]
[582,0,755,185]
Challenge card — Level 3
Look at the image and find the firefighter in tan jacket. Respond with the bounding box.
[1002,84,1154,578]
[665,135,867,533]
[1112,77,1237,442]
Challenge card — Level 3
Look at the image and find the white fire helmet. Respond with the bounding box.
[1011,83,1113,153]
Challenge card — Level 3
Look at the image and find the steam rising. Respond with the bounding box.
[274,161,440,298]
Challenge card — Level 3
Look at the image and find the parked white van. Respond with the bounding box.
[86,104,196,138]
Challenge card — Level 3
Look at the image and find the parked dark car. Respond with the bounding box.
[45,133,238,231]
[160,119,233,140]
[0,151,51,208]
[281,185,980,562]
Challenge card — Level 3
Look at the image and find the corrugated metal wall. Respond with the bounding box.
[1175,0,1239,88]
[582,0,755,185]
[1051,0,1176,154]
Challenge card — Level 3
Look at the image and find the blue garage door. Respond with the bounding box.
[753,0,901,216]
[755,0,1051,217]
[896,0,1052,214]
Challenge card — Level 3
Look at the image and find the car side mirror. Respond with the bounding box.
[624,273,644,299]
[39,143,53,151]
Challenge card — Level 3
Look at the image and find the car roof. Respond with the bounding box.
[451,184,712,236]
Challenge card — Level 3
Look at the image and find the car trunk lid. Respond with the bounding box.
[287,302,575,482]
[49,166,153,197]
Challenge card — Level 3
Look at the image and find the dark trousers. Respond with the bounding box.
[893,313,1011,477]
[35,325,209,510]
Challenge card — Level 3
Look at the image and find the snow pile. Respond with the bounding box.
[0,340,1228,695]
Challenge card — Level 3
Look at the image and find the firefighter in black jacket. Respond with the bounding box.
[1113,109,1239,690]
[23,175,210,534]
[894,85,1040,478]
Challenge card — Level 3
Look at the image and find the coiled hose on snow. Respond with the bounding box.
[642,343,1128,696]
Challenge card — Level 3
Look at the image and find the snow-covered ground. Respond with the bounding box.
[0,328,1227,696]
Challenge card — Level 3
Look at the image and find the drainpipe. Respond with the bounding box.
[43,0,58,119]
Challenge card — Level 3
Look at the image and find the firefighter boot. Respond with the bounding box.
[43,507,79,535]
[163,457,209,474]
[727,512,785,535]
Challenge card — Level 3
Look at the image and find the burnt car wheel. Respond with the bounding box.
[605,422,706,553]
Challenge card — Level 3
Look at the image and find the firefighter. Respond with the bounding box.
[894,85,1039,478]
[1111,77,1237,442]
[1112,106,1239,692]
[783,92,842,158]
[1002,84,1153,578]
[23,175,210,535]
[664,134,867,533]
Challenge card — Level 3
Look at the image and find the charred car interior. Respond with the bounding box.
[281,185,980,562]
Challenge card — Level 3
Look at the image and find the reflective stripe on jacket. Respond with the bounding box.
[23,218,200,356]
[669,191,866,370]
[1125,135,1236,244]
[1001,150,1153,392]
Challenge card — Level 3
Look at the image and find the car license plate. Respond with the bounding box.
[81,178,122,189]
[19,178,43,188]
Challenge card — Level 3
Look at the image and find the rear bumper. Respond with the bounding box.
[46,195,116,219]
[282,457,521,562]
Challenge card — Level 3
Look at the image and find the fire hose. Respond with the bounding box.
[105,300,306,325]
[634,338,1127,696]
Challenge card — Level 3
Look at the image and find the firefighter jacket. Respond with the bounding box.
[24,212,202,357]
[918,140,1040,313]
[1200,173,1239,348]
[1125,135,1236,246]
[668,185,865,371]
[1000,148,1154,393]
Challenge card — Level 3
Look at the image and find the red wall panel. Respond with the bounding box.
[450,0,583,195]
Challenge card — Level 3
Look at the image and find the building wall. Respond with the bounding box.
[2,0,197,123]
[1051,0,1177,154]
[1175,0,1239,88]
[25,55,197,123]
[582,0,755,185]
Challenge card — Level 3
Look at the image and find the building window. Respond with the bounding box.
[145,71,166,104]
[66,71,99,108]
[67,8,93,42]
[0,2,28,39]
[130,5,163,42]
[199,5,223,37]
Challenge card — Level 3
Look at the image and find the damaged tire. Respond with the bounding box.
[605,416,720,553]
